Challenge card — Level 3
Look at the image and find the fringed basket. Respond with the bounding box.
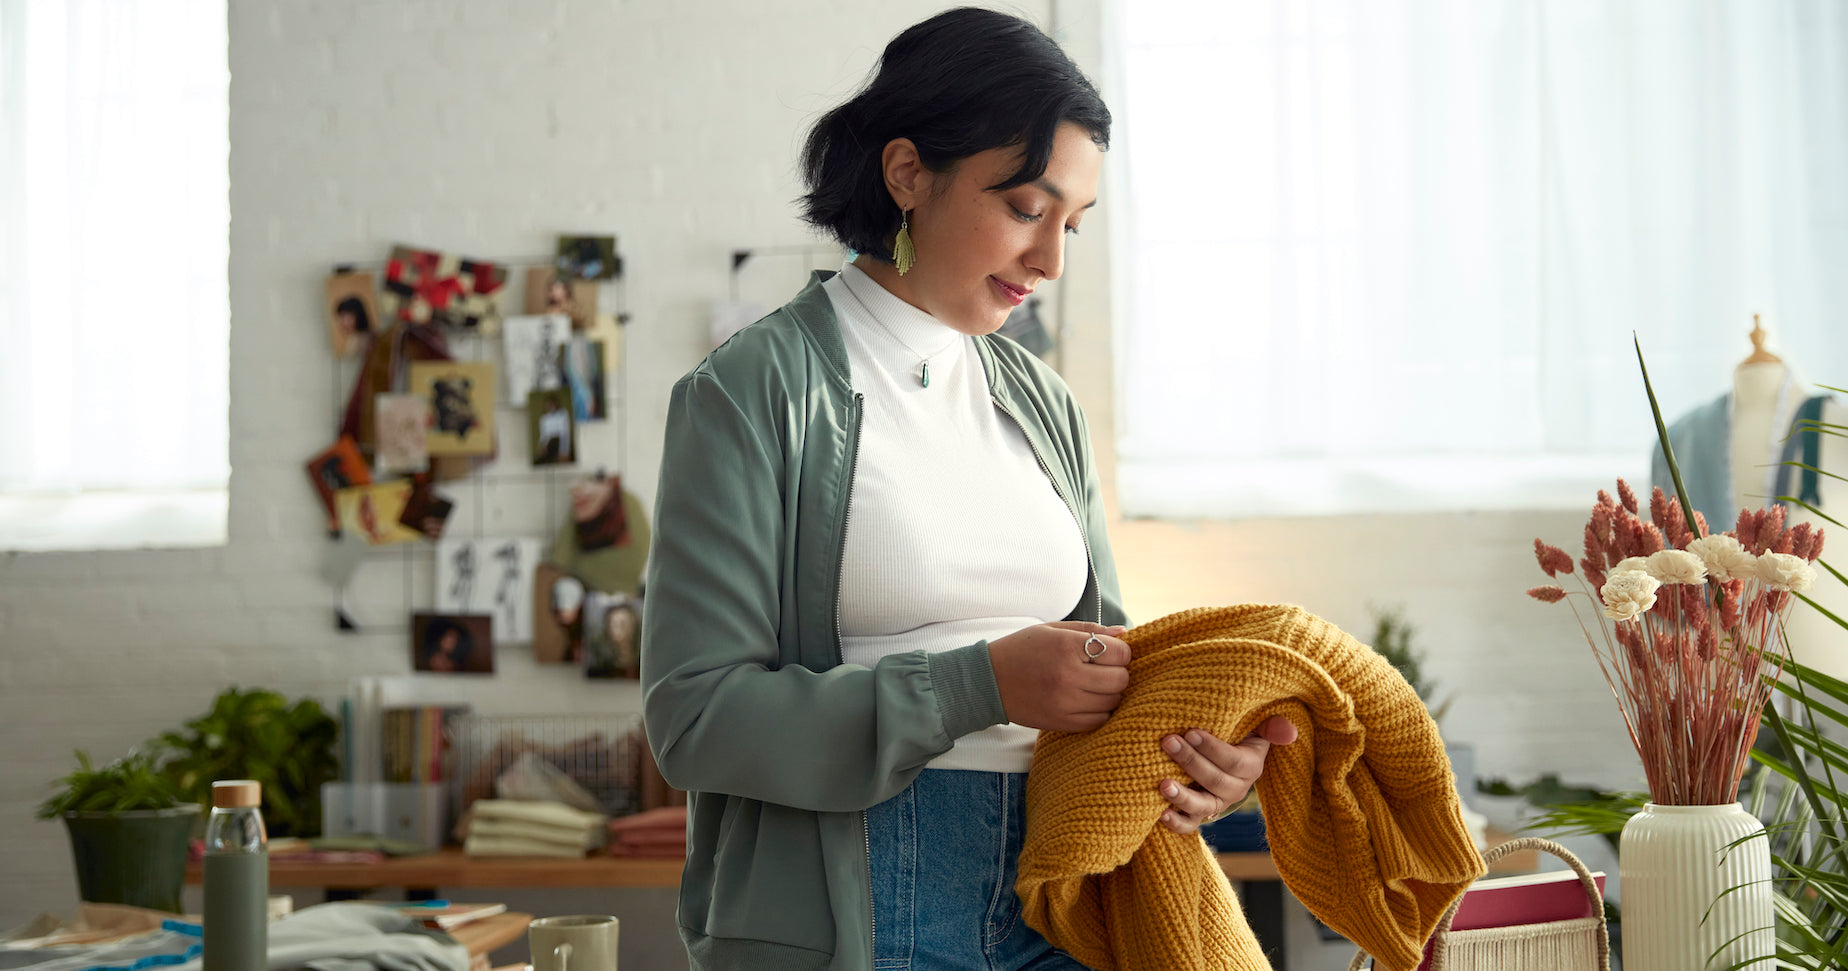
[1349,837,1611,971]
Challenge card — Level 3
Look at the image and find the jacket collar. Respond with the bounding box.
[784,269,1004,395]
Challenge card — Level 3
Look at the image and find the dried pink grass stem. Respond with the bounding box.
[1531,482,1819,806]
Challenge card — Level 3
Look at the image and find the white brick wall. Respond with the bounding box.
[1,3,1645,968]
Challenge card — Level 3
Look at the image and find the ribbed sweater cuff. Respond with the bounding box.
[927,641,1009,741]
[1357,801,1484,968]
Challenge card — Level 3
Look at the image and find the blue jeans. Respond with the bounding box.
[866,768,1094,971]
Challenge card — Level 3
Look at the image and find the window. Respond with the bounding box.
[0,0,229,550]
[1113,1,1848,518]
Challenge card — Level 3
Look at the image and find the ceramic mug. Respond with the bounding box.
[529,914,620,971]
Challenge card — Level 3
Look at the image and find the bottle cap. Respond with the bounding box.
[211,780,261,808]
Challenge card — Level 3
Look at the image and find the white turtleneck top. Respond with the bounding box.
[823,262,1089,773]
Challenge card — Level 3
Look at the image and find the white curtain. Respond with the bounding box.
[1113,0,1848,518]
[0,0,228,497]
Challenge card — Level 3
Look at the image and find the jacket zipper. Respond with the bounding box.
[832,392,874,958]
[991,395,1103,624]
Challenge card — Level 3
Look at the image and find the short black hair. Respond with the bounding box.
[422,618,474,665]
[799,7,1111,263]
[336,295,371,333]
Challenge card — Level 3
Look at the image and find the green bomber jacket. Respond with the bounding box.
[641,270,1128,970]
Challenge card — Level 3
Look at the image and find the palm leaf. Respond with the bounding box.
[1635,335,1706,536]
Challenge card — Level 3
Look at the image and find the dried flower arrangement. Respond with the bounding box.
[1529,480,1822,805]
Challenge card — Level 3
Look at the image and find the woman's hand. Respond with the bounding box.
[989,622,1130,733]
[1155,716,1299,835]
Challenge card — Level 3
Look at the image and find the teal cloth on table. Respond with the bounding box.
[175,903,467,971]
[6,905,465,971]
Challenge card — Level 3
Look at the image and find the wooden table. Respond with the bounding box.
[188,837,1536,971]
[186,851,684,891]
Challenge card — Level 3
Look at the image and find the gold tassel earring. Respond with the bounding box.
[893,210,916,276]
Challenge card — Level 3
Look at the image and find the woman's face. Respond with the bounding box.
[887,122,1102,336]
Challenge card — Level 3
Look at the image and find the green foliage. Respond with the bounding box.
[1480,774,1645,854]
[155,686,340,838]
[1367,604,1452,726]
[1529,357,1848,967]
[36,749,186,819]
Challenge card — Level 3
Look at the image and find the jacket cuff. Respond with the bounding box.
[926,641,1010,741]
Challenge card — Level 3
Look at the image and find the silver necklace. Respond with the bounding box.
[840,277,958,388]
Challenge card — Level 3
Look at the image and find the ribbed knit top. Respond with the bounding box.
[1017,605,1486,971]
[823,263,1089,773]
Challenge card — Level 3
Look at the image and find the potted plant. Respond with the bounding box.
[1522,379,1847,969]
[156,686,339,838]
[37,749,199,913]
[1523,348,1826,969]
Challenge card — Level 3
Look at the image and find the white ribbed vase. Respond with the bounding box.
[1620,803,1774,971]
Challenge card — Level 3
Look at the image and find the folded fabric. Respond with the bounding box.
[1017,604,1485,971]
[0,902,171,949]
[465,817,600,851]
[2,904,467,971]
[607,805,687,834]
[463,833,590,858]
[607,827,686,848]
[221,902,467,971]
[607,844,687,859]
[469,798,607,830]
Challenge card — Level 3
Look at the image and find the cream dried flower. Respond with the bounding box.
[1758,552,1816,593]
[1686,534,1758,583]
[1645,549,1708,585]
[1611,556,1650,576]
[1601,570,1661,621]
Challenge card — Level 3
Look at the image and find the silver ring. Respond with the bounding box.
[1082,633,1106,662]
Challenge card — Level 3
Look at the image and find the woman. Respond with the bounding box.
[420,618,473,673]
[642,9,1295,970]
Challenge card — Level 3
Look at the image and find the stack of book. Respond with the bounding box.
[378,705,471,785]
[390,901,508,931]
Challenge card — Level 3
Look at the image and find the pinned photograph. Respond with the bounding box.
[397,478,455,541]
[306,436,372,535]
[588,312,623,370]
[380,245,509,332]
[435,537,542,643]
[411,613,494,674]
[559,337,607,422]
[373,393,431,474]
[582,593,641,680]
[532,563,587,664]
[555,234,621,281]
[410,361,496,456]
[523,267,598,330]
[334,481,422,546]
[570,473,627,552]
[502,313,569,401]
[529,388,576,466]
[325,270,380,357]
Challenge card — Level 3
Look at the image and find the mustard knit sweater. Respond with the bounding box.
[1016,605,1486,971]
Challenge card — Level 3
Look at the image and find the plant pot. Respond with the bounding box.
[61,805,200,912]
[1619,802,1773,971]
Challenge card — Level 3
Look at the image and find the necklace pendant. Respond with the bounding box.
[919,360,931,388]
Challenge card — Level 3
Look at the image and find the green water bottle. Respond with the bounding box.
[203,780,267,971]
